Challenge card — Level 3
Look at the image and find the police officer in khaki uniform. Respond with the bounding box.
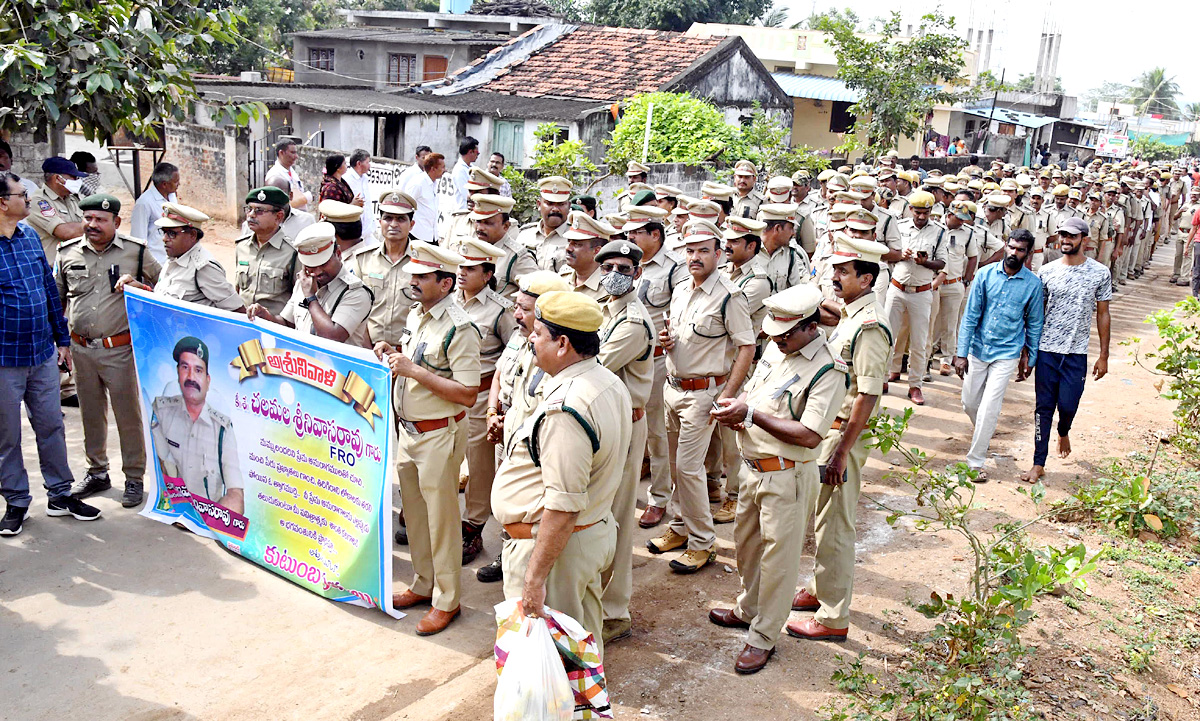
[350,190,417,347]
[476,271,570,583]
[319,198,366,260]
[248,223,372,347]
[788,234,892,642]
[1081,192,1112,262]
[126,203,244,311]
[624,205,688,528]
[560,211,615,300]
[150,337,244,514]
[236,186,298,315]
[377,241,480,635]
[519,177,573,272]
[455,235,517,564]
[59,194,161,507]
[709,284,847,673]
[616,162,651,211]
[884,191,946,405]
[647,219,755,574]
[491,291,632,659]
[757,203,810,291]
[732,160,763,219]
[463,194,536,301]
[927,200,978,377]
[592,239,654,644]
[444,167,506,251]
[26,157,86,264]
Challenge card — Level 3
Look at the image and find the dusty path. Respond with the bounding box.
[0,241,1188,720]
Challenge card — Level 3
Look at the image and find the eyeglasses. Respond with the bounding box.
[243,205,278,216]
[769,323,807,342]
[600,262,636,275]
[162,228,194,238]
[0,191,28,201]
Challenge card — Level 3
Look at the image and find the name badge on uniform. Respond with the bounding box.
[237,260,250,266]
[168,439,180,448]
[771,374,800,400]
[369,272,384,280]
[413,341,426,365]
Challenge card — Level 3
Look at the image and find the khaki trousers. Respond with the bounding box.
[927,282,965,364]
[665,383,720,551]
[645,355,671,508]
[884,288,933,388]
[503,518,616,659]
[463,388,494,527]
[72,343,145,482]
[804,427,869,630]
[397,417,467,612]
[1174,226,1188,277]
[601,415,648,622]
[702,423,741,501]
[733,459,816,649]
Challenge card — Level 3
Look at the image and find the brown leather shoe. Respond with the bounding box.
[735,644,775,674]
[908,387,925,406]
[791,588,819,612]
[785,617,848,641]
[708,607,750,629]
[415,606,460,636]
[638,504,665,528]
[888,372,901,382]
[392,589,432,609]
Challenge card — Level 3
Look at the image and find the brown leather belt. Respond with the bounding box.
[477,372,495,394]
[942,277,961,285]
[1033,248,1044,254]
[70,330,131,349]
[632,408,645,422]
[503,520,598,540]
[667,374,728,391]
[744,456,798,473]
[653,346,666,358]
[397,410,466,435]
[831,416,848,431]
[891,279,932,293]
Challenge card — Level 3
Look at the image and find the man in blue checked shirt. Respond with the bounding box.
[0,172,101,536]
[952,229,1045,482]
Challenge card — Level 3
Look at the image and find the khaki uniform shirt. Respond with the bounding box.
[1008,206,1034,234]
[457,287,515,378]
[496,335,543,451]
[1048,204,1082,234]
[349,240,413,346]
[941,225,978,281]
[826,291,892,419]
[156,243,243,311]
[1105,204,1126,236]
[26,184,83,264]
[892,220,949,287]
[738,336,847,463]
[598,292,655,410]
[666,272,755,379]
[757,243,810,292]
[519,221,570,273]
[1081,209,1111,258]
[637,244,688,333]
[56,233,162,339]
[1167,179,1187,214]
[279,264,373,348]
[235,228,297,316]
[150,395,241,501]
[874,206,902,251]
[888,195,911,220]
[1178,201,1200,234]
[561,265,605,302]
[725,258,771,339]
[444,210,473,251]
[733,191,762,220]
[491,357,632,527]
[1029,207,1054,257]
[792,209,817,256]
[391,294,481,423]
[491,224,538,300]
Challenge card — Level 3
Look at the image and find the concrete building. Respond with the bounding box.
[290,27,507,88]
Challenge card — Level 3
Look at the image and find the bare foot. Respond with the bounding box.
[1020,465,1044,484]
[1058,435,1071,459]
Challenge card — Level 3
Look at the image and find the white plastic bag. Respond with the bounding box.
[494,614,574,721]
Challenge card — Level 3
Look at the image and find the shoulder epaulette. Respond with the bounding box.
[446,302,472,328]
[59,236,84,249]
[716,274,741,296]
[664,248,684,264]
[209,408,233,428]
[485,288,514,309]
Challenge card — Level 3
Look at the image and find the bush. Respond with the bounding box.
[604,92,747,172]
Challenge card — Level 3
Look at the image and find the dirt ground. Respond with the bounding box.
[3,183,1198,720]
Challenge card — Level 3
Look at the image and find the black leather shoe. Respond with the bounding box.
[477,552,503,583]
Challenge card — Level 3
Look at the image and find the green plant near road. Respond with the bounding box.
[1054,458,1197,539]
[1126,296,1200,453]
[825,408,1097,721]
[529,122,598,184]
[604,92,747,171]
[738,102,829,178]
[501,165,538,225]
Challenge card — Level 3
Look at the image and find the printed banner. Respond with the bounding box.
[124,287,397,616]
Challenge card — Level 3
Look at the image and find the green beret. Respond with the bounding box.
[172,336,210,365]
[631,189,657,207]
[79,193,121,215]
[246,186,290,208]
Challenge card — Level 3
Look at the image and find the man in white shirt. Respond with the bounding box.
[487,152,513,199]
[343,149,374,242]
[399,152,445,243]
[451,137,479,211]
[397,146,431,189]
[264,140,312,212]
[129,162,179,264]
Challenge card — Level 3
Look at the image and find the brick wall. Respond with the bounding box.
[137,121,248,223]
[5,131,53,181]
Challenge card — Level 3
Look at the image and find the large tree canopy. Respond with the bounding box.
[0,0,261,140]
[559,0,774,33]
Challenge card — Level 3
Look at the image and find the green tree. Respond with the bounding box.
[818,10,971,156]
[1183,102,1200,122]
[800,7,861,31]
[1082,80,1133,112]
[738,103,828,178]
[1129,67,1181,118]
[1014,73,1063,93]
[1129,135,1182,163]
[0,0,262,141]
[197,0,342,74]
[604,92,745,171]
[566,0,773,32]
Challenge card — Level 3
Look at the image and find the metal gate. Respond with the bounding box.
[248,124,295,188]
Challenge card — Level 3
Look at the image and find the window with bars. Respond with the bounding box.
[388,53,418,86]
[308,48,335,73]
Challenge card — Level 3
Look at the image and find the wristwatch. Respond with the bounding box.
[744,403,756,428]
[299,294,319,309]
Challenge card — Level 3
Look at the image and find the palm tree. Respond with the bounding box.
[1184,102,1200,122]
[760,6,788,27]
[1127,67,1181,118]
